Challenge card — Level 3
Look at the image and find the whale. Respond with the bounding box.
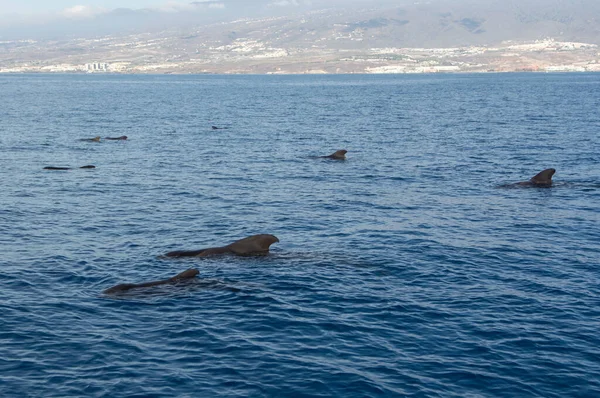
[211,126,228,130]
[105,136,128,140]
[79,136,101,142]
[103,269,199,294]
[502,168,556,188]
[44,165,96,170]
[320,149,347,160]
[165,234,279,258]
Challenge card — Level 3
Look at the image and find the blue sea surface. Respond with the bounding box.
[1,73,599,397]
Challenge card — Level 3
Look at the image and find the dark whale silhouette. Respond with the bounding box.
[211,126,228,130]
[320,149,347,160]
[79,136,101,142]
[105,136,128,140]
[501,168,556,188]
[165,234,279,258]
[103,269,199,294]
[44,165,96,170]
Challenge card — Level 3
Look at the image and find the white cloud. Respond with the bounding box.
[155,2,193,12]
[154,1,226,13]
[61,5,107,19]
[269,0,311,6]
[271,0,299,5]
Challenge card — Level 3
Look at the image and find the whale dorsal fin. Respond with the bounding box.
[325,149,347,160]
[530,168,556,185]
[227,234,279,255]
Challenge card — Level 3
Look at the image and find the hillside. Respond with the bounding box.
[1,0,599,74]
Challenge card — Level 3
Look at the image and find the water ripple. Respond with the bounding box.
[1,73,599,397]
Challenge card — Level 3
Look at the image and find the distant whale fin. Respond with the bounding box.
[44,165,95,170]
[499,168,557,188]
[530,168,556,184]
[321,149,347,160]
[169,269,200,281]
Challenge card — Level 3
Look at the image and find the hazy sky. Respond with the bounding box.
[0,0,397,39]
[0,0,344,17]
[0,0,313,25]
[0,1,167,15]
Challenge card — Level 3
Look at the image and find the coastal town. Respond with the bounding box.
[2,2,600,75]
[1,37,598,74]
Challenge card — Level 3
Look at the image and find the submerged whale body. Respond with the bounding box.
[165,234,279,258]
[103,269,199,294]
[79,136,101,142]
[105,136,128,140]
[44,165,96,170]
[320,149,347,160]
[502,168,556,188]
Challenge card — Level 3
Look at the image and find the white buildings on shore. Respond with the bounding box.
[85,62,109,72]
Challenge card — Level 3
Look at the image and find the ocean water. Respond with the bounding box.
[1,73,599,397]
